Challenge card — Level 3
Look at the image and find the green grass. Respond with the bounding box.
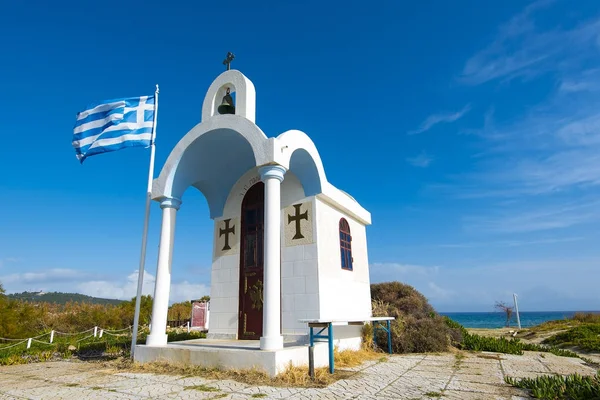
[462,333,525,355]
[251,394,268,398]
[185,384,220,392]
[443,317,586,359]
[521,343,580,358]
[0,329,206,365]
[505,372,600,399]
[424,391,442,397]
[542,324,600,352]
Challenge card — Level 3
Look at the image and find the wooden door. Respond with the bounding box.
[238,182,264,340]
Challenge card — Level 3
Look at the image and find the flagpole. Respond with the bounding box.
[130,84,159,358]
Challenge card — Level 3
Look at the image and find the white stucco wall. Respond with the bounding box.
[208,253,239,338]
[206,174,372,343]
[315,196,372,321]
[208,168,314,339]
[281,196,319,338]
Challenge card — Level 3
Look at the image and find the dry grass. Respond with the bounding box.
[573,312,600,324]
[108,357,357,388]
[333,347,384,368]
[476,353,503,361]
[106,346,382,388]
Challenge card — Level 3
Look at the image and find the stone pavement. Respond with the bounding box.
[0,351,596,399]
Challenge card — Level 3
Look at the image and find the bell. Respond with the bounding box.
[218,88,235,115]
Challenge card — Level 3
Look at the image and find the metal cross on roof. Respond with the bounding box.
[223,52,235,71]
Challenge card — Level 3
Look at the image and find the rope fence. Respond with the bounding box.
[0,340,29,351]
[0,326,134,351]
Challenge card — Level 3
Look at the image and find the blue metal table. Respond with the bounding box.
[300,317,395,374]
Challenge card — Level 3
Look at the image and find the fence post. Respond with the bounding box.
[50,330,54,344]
[27,338,32,349]
[99,329,104,338]
[93,326,98,337]
[187,321,190,333]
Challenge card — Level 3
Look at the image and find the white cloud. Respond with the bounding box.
[0,268,90,285]
[407,104,471,135]
[77,270,209,303]
[459,1,600,85]
[0,268,209,304]
[406,152,434,168]
[0,257,20,269]
[430,4,600,233]
[369,260,600,312]
[436,236,584,248]
[435,95,600,232]
[463,199,600,234]
[559,69,600,93]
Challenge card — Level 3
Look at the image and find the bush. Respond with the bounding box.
[442,318,581,358]
[462,333,524,355]
[505,373,600,399]
[167,331,206,342]
[371,282,435,319]
[572,312,600,324]
[543,324,600,352]
[370,282,462,354]
[521,343,580,358]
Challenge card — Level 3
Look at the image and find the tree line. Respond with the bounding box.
[0,282,204,339]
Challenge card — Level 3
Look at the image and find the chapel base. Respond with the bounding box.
[133,336,361,377]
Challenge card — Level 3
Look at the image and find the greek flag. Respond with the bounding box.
[72,95,155,163]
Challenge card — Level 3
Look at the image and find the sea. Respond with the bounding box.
[440,311,598,329]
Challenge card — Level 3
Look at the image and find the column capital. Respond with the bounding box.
[160,197,182,210]
[259,164,286,183]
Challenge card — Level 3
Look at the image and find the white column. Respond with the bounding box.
[259,164,286,350]
[146,197,181,346]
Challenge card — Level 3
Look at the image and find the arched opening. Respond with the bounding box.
[170,128,257,218]
[170,187,212,299]
[288,148,322,196]
[215,85,237,116]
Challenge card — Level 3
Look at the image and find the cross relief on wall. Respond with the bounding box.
[214,200,314,257]
[214,216,240,257]
[284,201,314,247]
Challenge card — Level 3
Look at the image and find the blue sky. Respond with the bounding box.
[1,0,599,312]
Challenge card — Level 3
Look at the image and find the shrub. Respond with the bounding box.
[505,373,600,399]
[572,312,600,324]
[371,282,435,319]
[462,333,524,355]
[370,282,462,354]
[521,343,580,358]
[167,331,206,342]
[543,324,600,352]
[442,318,581,358]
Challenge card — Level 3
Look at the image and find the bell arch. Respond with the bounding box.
[201,70,256,123]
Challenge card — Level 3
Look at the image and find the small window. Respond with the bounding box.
[339,218,353,270]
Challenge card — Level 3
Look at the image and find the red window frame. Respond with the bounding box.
[339,218,353,271]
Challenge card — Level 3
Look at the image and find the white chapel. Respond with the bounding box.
[137,66,374,374]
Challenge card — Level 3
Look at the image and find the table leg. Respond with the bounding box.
[387,320,392,354]
[328,323,334,374]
